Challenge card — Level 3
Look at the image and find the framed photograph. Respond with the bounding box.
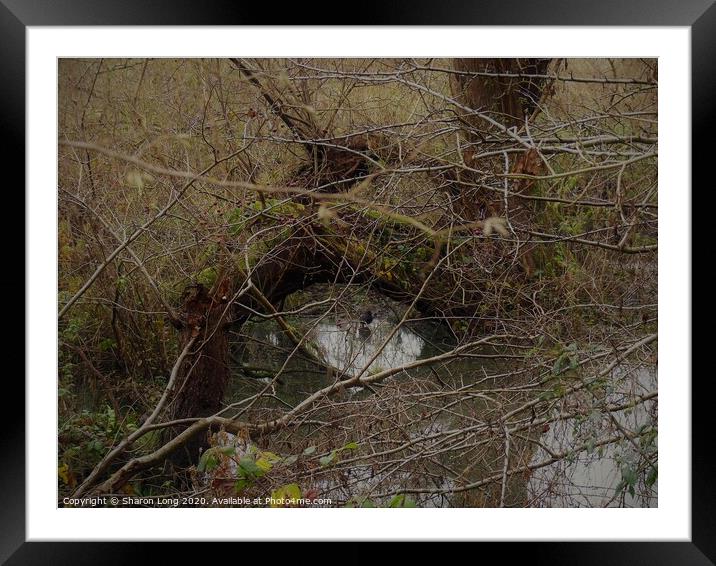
[11,0,707,562]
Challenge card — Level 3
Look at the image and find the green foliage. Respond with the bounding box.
[318,452,337,467]
[59,404,141,492]
[552,343,579,376]
[197,446,234,473]
[638,424,658,450]
[256,450,282,471]
[617,464,639,498]
[197,242,218,264]
[60,312,93,345]
[318,441,359,468]
[270,483,302,507]
[227,199,306,237]
[200,442,290,495]
[195,267,218,287]
[614,426,657,500]
[235,451,269,489]
[227,207,249,236]
[99,338,117,352]
[388,494,417,508]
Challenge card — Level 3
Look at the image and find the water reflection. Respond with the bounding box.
[311,319,425,376]
[528,366,657,507]
[232,314,434,404]
[231,290,657,508]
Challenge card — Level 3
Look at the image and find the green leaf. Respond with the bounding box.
[538,390,555,401]
[282,455,299,466]
[238,456,264,478]
[319,451,337,467]
[388,494,416,508]
[260,450,281,461]
[58,463,70,485]
[585,438,596,454]
[198,449,219,473]
[256,451,281,472]
[99,338,116,352]
[303,446,317,455]
[196,267,218,287]
[552,354,565,376]
[646,466,658,487]
[270,483,302,507]
[342,442,359,451]
[622,467,637,487]
[116,276,128,292]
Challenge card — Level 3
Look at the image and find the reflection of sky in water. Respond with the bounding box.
[310,320,424,377]
[528,366,657,507]
[239,307,657,507]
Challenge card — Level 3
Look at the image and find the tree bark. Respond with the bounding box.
[450,58,553,133]
[167,278,232,464]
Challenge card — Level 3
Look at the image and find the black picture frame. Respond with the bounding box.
[7,1,708,563]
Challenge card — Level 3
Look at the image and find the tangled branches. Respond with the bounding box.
[58,58,657,507]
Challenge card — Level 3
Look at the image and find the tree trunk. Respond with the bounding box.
[449,59,553,275]
[450,58,553,133]
[168,279,232,465]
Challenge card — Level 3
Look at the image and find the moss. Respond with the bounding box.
[227,199,306,237]
[197,242,218,264]
[362,209,383,221]
[196,267,218,287]
[252,198,305,216]
[263,226,294,250]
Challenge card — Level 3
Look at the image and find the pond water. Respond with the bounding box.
[310,319,425,378]
[226,284,657,508]
[231,287,455,405]
[527,366,657,507]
